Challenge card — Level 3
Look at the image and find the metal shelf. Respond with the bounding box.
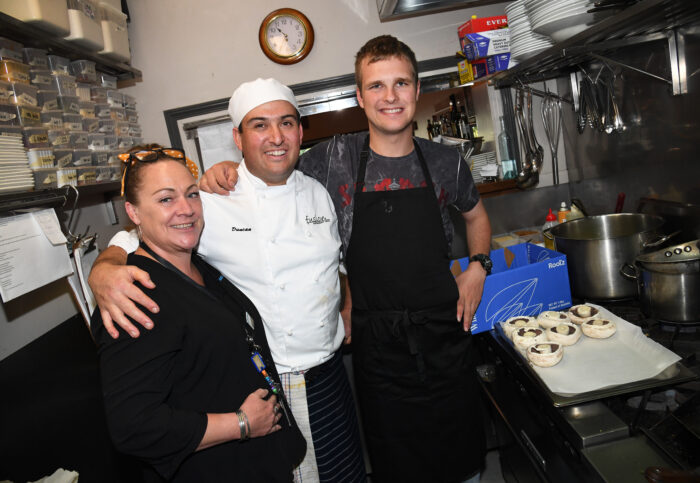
[489,0,700,92]
[0,12,141,82]
[0,182,120,215]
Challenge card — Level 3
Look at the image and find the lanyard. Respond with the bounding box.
[138,242,292,424]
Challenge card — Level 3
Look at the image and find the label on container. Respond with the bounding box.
[65,122,82,130]
[56,152,72,167]
[84,120,99,132]
[93,153,109,164]
[0,86,11,102]
[9,72,30,83]
[79,107,94,117]
[51,134,71,146]
[74,154,92,166]
[33,74,52,85]
[20,107,41,123]
[28,133,49,144]
[57,169,77,186]
[0,112,17,122]
[69,102,80,113]
[43,99,59,111]
[71,133,88,145]
[17,93,38,106]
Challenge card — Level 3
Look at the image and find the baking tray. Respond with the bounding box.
[489,323,697,407]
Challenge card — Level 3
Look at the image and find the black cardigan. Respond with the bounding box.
[91,254,305,482]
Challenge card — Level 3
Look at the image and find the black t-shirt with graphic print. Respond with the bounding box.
[297,132,480,257]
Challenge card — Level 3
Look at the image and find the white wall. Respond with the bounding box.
[122,0,511,144]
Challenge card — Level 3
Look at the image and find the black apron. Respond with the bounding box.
[345,136,484,483]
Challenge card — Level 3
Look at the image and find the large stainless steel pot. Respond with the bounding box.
[549,214,667,300]
[621,240,700,322]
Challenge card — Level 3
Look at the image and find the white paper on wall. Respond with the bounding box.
[197,121,242,172]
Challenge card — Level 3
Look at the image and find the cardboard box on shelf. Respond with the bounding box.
[457,59,474,84]
[458,15,510,61]
[450,243,572,334]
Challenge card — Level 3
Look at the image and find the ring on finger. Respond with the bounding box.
[273,404,280,414]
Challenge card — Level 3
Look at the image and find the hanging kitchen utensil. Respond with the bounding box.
[527,88,544,173]
[541,88,562,185]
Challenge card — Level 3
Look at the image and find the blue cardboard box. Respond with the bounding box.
[450,243,572,334]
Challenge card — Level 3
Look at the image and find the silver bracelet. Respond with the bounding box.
[236,410,249,441]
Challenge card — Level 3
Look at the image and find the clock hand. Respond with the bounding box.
[275,27,289,42]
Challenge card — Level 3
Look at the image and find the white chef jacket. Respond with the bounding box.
[109,161,345,374]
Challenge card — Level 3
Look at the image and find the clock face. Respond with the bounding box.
[265,15,307,58]
[259,8,314,65]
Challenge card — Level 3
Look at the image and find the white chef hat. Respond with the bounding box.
[228,78,299,128]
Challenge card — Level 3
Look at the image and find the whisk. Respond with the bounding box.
[541,89,562,185]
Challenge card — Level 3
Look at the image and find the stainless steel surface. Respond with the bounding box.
[550,214,665,300]
[582,436,679,482]
[561,402,629,448]
[376,0,504,22]
[489,0,700,88]
[621,242,700,322]
[489,323,697,408]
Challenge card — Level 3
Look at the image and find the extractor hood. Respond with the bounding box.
[377,0,509,22]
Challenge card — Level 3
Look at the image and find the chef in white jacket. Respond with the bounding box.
[88,78,366,483]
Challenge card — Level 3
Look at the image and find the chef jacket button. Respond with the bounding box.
[279,284,286,290]
[305,231,312,237]
[287,330,293,336]
[270,238,276,244]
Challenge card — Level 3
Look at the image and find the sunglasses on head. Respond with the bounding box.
[118,148,187,196]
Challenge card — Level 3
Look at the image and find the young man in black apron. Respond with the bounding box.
[198,36,492,482]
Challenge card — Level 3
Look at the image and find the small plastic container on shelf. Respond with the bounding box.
[72,149,94,166]
[0,0,71,36]
[37,90,59,111]
[76,83,92,102]
[106,90,123,107]
[62,113,83,131]
[47,55,71,75]
[14,105,42,126]
[54,148,74,167]
[88,133,105,150]
[116,121,129,136]
[109,107,125,121]
[127,123,141,137]
[57,95,81,114]
[1,60,31,84]
[117,136,133,149]
[48,129,71,148]
[40,110,64,128]
[10,83,39,106]
[131,136,143,146]
[27,147,55,168]
[22,48,49,68]
[29,69,53,90]
[91,151,109,166]
[51,74,77,96]
[94,103,111,118]
[22,127,49,148]
[0,104,19,125]
[65,0,104,51]
[99,5,130,62]
[95,166,113,183]
[106,150,121,166]
[122,94,136,109]
[79,101,96,118]
[98,118,115,134]
[99,73,117,89]
[90,86,107,102]
[124,108,138,123]
[0,37,24,62]
[69,60,97,83]
[102,135,117,150]
[82,117,99,133]
[98,0,121,11]
[57,168,77,187]
[69,130,89,148]
[0,80,12,103]
[32,168,59,189]
[77,166,98,185]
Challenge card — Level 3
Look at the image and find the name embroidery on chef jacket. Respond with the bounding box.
[231,226,252,232]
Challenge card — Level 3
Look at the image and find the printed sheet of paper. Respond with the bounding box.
[0,209,73,302]
[197,121,242,171]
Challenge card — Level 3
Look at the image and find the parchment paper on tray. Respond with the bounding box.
[502,304,682,396]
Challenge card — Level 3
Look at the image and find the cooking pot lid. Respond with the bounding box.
[636,239,700,264]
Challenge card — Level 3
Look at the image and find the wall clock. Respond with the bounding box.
[259,8,314,65]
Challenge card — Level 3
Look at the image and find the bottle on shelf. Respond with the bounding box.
[542,208,558,250]
[558,202,570,223]
[497,116,516,180]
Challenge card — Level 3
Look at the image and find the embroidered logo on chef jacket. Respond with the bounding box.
[305,215,330,225]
